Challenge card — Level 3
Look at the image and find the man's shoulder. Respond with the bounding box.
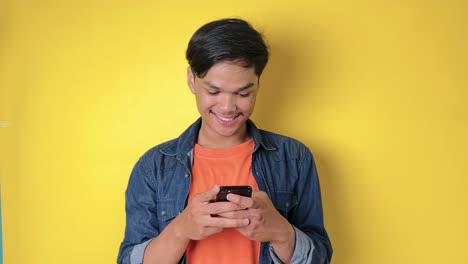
[141,119,200,160]
[257,129,311,157]
[258,128,305,146]
[139,137,181,161]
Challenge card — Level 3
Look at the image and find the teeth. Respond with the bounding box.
[216,114,235,121]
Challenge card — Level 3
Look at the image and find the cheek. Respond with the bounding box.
[239,97,256,112]
[196,94,215,110]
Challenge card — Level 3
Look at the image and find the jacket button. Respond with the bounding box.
[161,210,166,216]
[285,202,290,208]
[184,173,189,178]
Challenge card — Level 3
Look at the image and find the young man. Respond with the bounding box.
[117,18,332,264]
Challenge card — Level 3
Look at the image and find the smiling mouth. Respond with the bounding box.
[211,111,241,125]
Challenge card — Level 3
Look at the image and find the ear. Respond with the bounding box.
[187,67,196,94]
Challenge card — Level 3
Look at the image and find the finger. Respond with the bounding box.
[208,201,246,215]
[216,209,250,219]
[226,193,255,208]
[207,216,250,228]
[193,185,220,203]
[201,227,224,238]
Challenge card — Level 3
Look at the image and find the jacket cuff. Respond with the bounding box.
[269,226,315,264]
[130,239,153,264]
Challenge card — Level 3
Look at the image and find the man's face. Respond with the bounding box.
[187,61,259,147]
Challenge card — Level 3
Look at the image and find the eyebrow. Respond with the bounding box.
[203,81,255,91]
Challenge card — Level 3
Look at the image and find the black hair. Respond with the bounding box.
[186,18,269,78]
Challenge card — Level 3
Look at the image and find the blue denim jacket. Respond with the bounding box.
[117,119,332,264]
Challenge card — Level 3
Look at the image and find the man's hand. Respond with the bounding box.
[174,185,250,241]
[143,185,250,263]
[219,191,296,263]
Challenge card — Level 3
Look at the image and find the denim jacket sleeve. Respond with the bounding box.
[269,148,333,264]
[269,226,323,264]
[117,156,159,264]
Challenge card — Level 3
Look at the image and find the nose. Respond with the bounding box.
[218,94,237,113]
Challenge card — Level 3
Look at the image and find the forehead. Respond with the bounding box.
[200,61,258,86]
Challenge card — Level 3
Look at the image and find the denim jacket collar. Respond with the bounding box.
[159,118,276,157]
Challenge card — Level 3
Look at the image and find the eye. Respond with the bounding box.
[207,90,219,95]
[239,92,251,98]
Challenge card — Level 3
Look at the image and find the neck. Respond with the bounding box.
[197,125,251,149]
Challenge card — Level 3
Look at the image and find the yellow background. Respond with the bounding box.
[1,1,467,263]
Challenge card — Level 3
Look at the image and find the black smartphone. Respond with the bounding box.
[215,185,253,202]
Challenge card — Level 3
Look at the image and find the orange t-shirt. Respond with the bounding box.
[186,139,260,264]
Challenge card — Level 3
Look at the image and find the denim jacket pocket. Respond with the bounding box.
[272,192,298,218]
[157,199,180,222]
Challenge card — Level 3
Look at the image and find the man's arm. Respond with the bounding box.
[141,212,190,263]
[284,148,333,264]
[223,148,332,264]
[117,162,251,264]
[117,157,160,264]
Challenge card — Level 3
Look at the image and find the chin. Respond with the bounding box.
[215,128,239,137]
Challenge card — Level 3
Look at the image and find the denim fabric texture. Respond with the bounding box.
[117,118,333,264]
